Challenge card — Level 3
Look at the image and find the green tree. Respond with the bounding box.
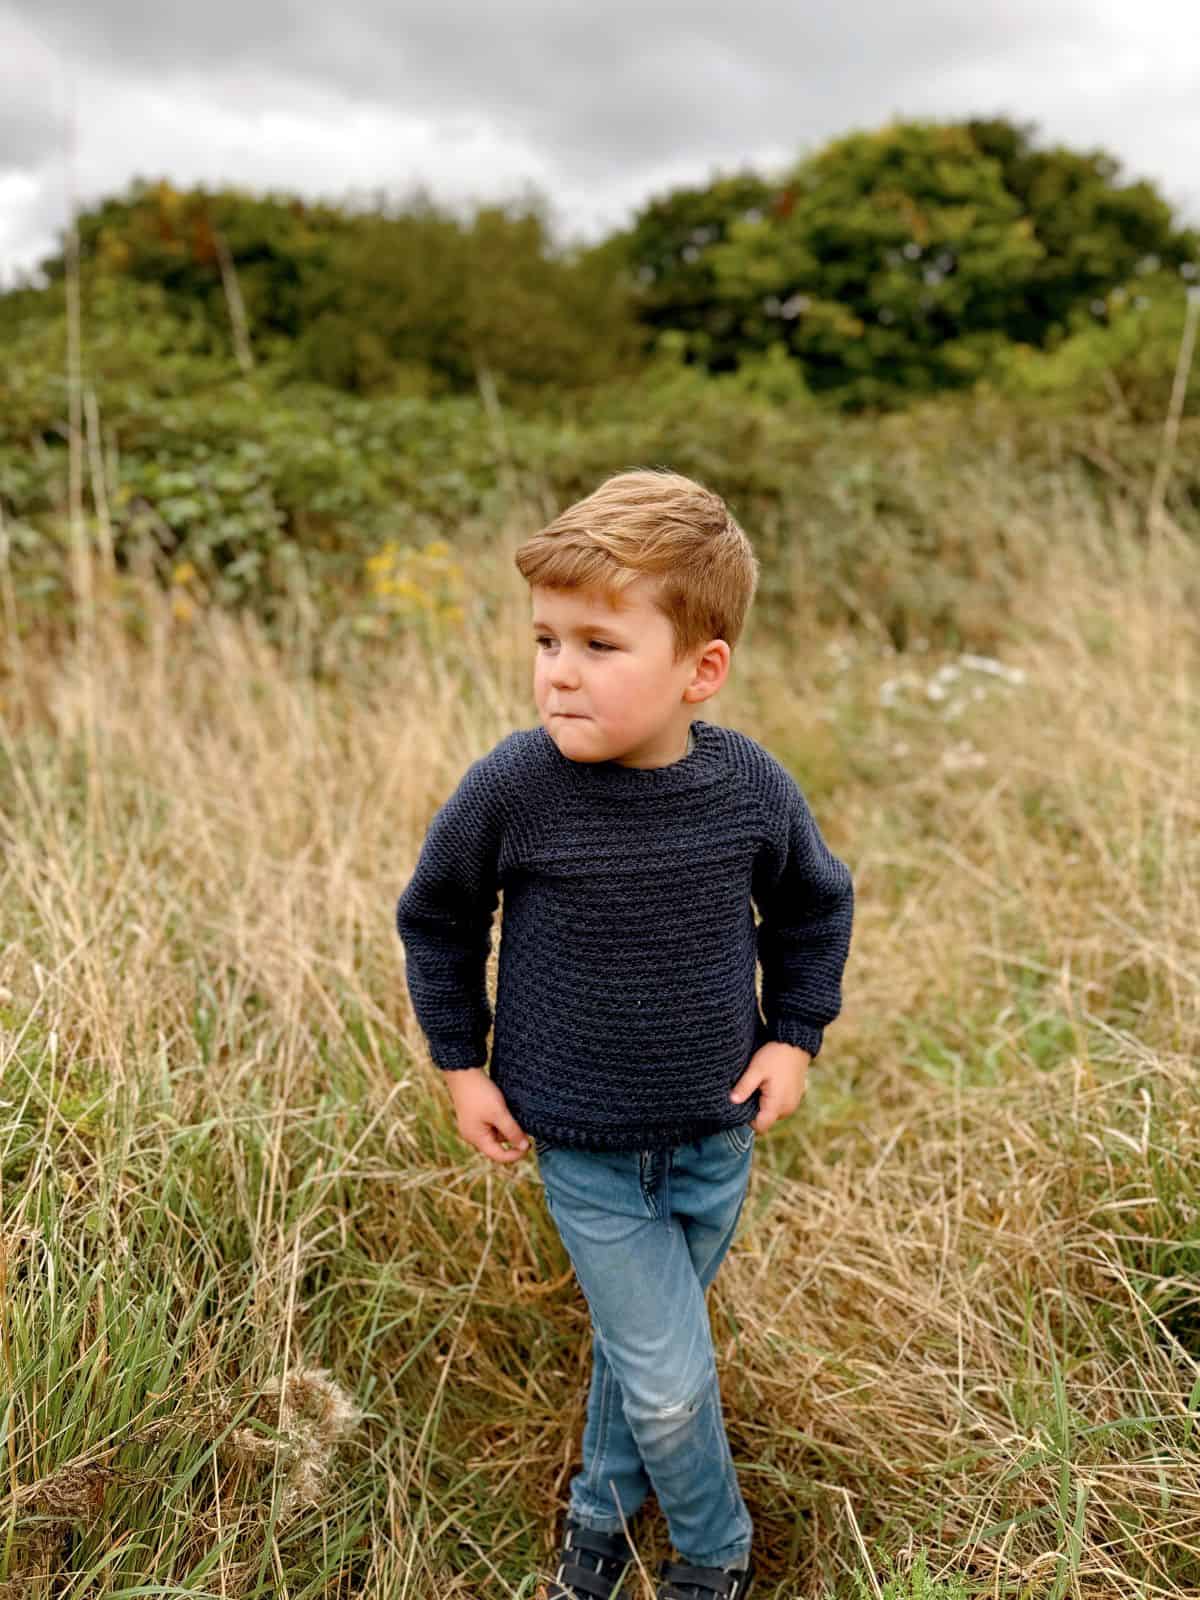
[624,118,1198,407]
[291,194,642,400]
[36,179,643,402]
[41,178,350,351]
[966,117,1195,341]
[711,122,1048,404]
[614,171,777,371]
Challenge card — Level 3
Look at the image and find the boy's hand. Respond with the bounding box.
[729,1042,811,1134]
[442,1067,532,1163]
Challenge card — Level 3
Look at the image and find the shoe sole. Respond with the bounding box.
[539,1573,632,1600]
[654,1557,755,1599]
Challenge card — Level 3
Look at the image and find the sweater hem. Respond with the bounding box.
[519,1103,761,1153]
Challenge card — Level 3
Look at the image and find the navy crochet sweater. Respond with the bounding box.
[395,717,854,1152]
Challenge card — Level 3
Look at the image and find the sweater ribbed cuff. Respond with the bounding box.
[765,1019,824,1059]
[429,1038,490,1071]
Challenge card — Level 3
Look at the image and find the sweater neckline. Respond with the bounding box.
[539,716,726,795]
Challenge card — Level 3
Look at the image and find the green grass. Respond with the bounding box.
[1,453,1198,1595]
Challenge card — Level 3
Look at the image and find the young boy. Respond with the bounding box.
[395,469,854,1600]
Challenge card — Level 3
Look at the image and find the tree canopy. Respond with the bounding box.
[15,116,1199,412]
[621,117,1197,405]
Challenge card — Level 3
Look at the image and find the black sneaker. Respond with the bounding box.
[542,1515,636,1600]
[655,1553,755,1599]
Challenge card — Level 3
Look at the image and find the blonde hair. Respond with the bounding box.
[513,469,759,663]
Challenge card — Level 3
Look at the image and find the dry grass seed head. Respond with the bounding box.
[224,1363,363,1522]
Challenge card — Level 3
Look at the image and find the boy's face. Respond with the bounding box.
[530,580,729,768]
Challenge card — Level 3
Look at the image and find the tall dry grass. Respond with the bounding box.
[0,473,1197,1597]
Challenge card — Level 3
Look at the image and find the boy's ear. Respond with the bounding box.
[686,639,731,701]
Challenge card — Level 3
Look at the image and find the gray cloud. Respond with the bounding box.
[2,0,1198,284]
[0,97,68,171]
[12,0,1110,175]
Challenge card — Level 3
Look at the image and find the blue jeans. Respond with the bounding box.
[533,1124,757,1569]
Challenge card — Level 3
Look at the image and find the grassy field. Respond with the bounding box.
[0,468,1197,1598]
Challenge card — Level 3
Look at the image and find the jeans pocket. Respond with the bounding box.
[721,1121,756,1155]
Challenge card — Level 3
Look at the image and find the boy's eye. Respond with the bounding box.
[535,637,614,652]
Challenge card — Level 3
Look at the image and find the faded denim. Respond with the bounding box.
[533,1124,756,1570]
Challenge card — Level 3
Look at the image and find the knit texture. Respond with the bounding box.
[395,718,854,1152]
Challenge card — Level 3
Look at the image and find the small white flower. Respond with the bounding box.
[824,639,854,674]
[959,653,1026,686]
[926,663,962,701]
[941,741,986,772]
[879,670,921,708]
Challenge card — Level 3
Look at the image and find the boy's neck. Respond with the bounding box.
[612,719,695,770]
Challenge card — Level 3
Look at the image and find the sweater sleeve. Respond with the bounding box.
[751,766,854,1060]
[395,754,506,1070]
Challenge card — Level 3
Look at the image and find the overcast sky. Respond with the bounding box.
[2,0,1199,287]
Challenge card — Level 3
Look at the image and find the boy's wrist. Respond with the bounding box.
[443,1065,487,1090]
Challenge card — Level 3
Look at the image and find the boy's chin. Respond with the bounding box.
[547,715,606,756]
